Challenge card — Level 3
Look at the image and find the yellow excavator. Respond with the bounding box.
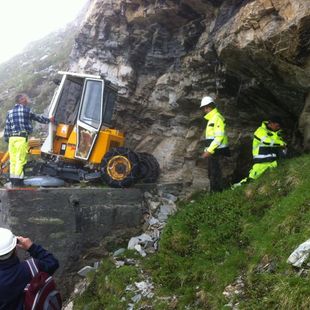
[0,71,159,187]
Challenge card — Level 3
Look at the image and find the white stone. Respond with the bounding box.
[131,294,142,303]
[287,239,310,268]
[63,301,74,310]
[148,216,159,226]
[134,244,147,257]
[115,260,125,268]
[77,266,95,277]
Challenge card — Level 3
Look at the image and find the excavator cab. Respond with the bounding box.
[38,71,159,187]
[41,72,124,163]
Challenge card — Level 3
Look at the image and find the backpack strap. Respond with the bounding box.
[25,258,39,278]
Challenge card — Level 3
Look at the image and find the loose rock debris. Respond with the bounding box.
[64,190,179,309]
[223,276,245,309]
[287,239,310,268]
[119,191,177,308]
[127,191,177,257]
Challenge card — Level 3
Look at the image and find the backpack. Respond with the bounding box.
[24,258,62,310]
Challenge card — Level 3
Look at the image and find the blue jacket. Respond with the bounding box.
[0,243,59,310]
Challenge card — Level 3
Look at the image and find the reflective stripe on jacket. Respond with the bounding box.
[252,121,286,163]
[204,108,228,154]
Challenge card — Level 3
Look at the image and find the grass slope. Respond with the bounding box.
[74,155,310,309]
[0,24,77,128]
[0,26,77,152]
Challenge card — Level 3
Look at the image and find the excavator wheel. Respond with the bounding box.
[137,152,160,183]
[101,147,140,188]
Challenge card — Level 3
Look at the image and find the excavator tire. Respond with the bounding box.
[101,147,140,188]
[137,152,160,183]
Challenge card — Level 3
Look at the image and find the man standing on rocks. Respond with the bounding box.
[200,96,230,191]
[233,116,287,187]
[0,227,59,309]
[3,93,53,187]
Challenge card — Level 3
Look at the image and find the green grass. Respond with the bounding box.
[74,155,310,309]
[0,25,77,128]
[74,257,140,310]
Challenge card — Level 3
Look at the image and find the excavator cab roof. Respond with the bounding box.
[50,71,118,127]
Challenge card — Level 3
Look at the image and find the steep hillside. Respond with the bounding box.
[73,154,310,309]
[0,22,79,143]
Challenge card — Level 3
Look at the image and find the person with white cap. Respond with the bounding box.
[0,227,59,309]
[200,96,230,191]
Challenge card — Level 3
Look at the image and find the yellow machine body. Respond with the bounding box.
[28,138,42,156]
[53,123,125,165]
[1,72,160,187]
[0,151,9,174]
[0,72,144,187]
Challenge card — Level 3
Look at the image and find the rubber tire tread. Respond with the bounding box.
[101,147,140,188]
[137,152,160,183]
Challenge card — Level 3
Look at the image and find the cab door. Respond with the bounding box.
[75,78,104,160]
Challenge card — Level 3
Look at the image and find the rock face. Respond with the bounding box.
[69,0,310,190]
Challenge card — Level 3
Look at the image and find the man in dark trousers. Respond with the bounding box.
[200,95,230,191]
[0,227,59,310]
[4,93,52,187]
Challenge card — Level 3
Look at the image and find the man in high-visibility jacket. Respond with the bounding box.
[234,116,286,187]
[4,93,52,187]
[200,96,230,191]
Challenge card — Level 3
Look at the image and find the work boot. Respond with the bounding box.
[5,178,17,189]
[231,177,249,190]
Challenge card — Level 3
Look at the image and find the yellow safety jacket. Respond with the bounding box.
[252,121,286,163]
[204,108,229,154]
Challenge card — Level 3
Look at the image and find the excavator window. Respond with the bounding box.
[54,78,83,125]
[79,80,103,129]
[102,87,117,126]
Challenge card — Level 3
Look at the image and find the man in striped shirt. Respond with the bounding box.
[4,93,52,187]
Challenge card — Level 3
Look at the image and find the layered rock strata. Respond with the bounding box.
[70,0,310,190]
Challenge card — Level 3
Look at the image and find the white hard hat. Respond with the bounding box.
[0,228,17,257]
[200,96,215,108]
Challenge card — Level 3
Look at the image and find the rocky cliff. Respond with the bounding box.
[68,0,310,191]
[0,0,308,191]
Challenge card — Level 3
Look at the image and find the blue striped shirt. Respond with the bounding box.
[4,104,49,141]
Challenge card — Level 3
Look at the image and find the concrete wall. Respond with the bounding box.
[0,187,144,295]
